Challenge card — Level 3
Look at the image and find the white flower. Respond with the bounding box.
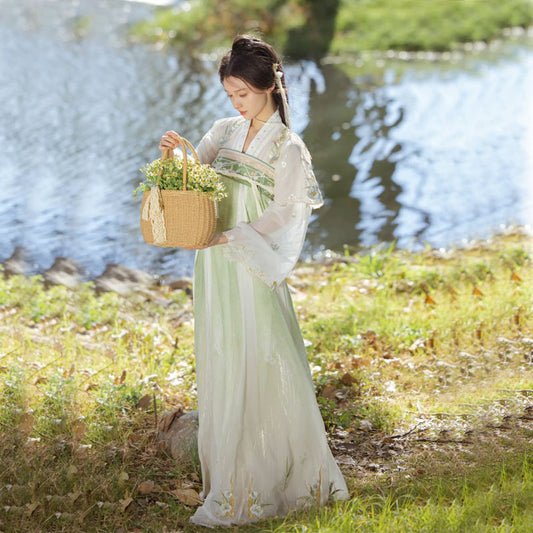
[249,490,258,500]
[384,381,396,393]
[223,490,232,500]
[219,502,232,516]
[249,503,263,517]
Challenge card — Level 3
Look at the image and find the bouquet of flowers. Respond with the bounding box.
[134,154,227,202]
[137,138,226,248]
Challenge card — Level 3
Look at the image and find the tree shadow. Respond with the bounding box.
[285,0,341,61]
[301,63,411,252]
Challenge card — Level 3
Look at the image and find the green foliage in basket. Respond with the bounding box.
[133,156,227,202]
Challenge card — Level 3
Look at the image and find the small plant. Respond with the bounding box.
[133,156,227,202]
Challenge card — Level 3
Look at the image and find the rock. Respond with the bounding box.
[168,309,193,328]
[93,263,157,295]
[1,246,29,277]
[167,277,193,293]
[157,410,198,463]
[43,257,83,288]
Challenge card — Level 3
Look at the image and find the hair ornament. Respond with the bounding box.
[272,63,290,129]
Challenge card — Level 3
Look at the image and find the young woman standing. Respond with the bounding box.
[159,34,348,528]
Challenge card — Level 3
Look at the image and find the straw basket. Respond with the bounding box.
[140,137,217,248]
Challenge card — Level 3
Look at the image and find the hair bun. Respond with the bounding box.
[231,35,256,53]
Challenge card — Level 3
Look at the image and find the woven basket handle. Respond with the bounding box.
[161,136,200,191]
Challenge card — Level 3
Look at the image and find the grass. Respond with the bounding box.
[129,0,533,59]
[267,453,533,532]
[331,0,533,55]
[0,227,532,531]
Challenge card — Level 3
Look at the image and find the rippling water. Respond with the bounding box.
[0,0,532,278]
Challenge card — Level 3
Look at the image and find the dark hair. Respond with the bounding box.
[219,35,289,127]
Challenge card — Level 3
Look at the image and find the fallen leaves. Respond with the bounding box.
[158,408,183,432]
[119,492,134,512]
[136,394,152,410]
[72,418,86,441]
[169,487,201,506]
[425,293,437,305]
[341,372,357,387]
[18,413,34,435]
[137,480,155,495]
[473,285,484,297]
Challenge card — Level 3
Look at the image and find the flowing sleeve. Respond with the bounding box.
[191,117,235,164]
[222,136,323,290]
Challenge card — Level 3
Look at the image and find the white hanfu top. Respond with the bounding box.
[196,110,323,289]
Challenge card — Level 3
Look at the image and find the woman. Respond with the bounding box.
[159,35,348,528]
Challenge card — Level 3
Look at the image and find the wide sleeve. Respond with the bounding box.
[221,138,323,290]
[274,138,324,208]
[189,117,234,164]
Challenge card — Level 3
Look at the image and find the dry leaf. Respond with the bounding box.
[137,480,155,495]
[158,409,183,432]
[67,491,82,503]
[447,285,458,297]
[352,355,370,367]
[75,444,91,459]
[511,271,522,282]
[19,413,34,435]
[473,286,484,296]
[118,471,129,483]
[320,384,337,401]
[170,487,201,506]
[341,372,356,386]
[72,419,86,440]
[119,494,134,512]
[26,502,39,517]
[425,293,436,305]
[136,394,152,410]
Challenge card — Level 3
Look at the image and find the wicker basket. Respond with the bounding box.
[140,137,217,248]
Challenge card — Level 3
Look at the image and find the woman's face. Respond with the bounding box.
[223,76,273,122]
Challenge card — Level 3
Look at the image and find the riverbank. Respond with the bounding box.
[0,227,531,531]
[130,0,533,59]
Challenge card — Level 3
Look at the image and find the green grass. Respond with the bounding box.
[0,227,532,531]
[332,0,533,54]
[267,453,533,532]
[129,0,533,58]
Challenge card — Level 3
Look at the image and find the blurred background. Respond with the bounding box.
[0,0,532,280]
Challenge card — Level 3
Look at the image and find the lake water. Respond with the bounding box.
[0,0,532,279]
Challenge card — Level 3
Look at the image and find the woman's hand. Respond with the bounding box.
[159,130,181,154]
[181,233,229,250]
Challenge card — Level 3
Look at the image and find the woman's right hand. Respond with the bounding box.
[159,130,181,154]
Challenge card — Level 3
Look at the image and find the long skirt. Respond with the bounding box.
[189,241,348,527]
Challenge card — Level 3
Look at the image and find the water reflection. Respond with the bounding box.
[302,63,412,250]
[302,64,364,250]
[0,0,531,279]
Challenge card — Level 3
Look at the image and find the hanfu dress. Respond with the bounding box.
[190,110,348,528]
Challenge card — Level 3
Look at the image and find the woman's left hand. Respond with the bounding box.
[181,233,228,250]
